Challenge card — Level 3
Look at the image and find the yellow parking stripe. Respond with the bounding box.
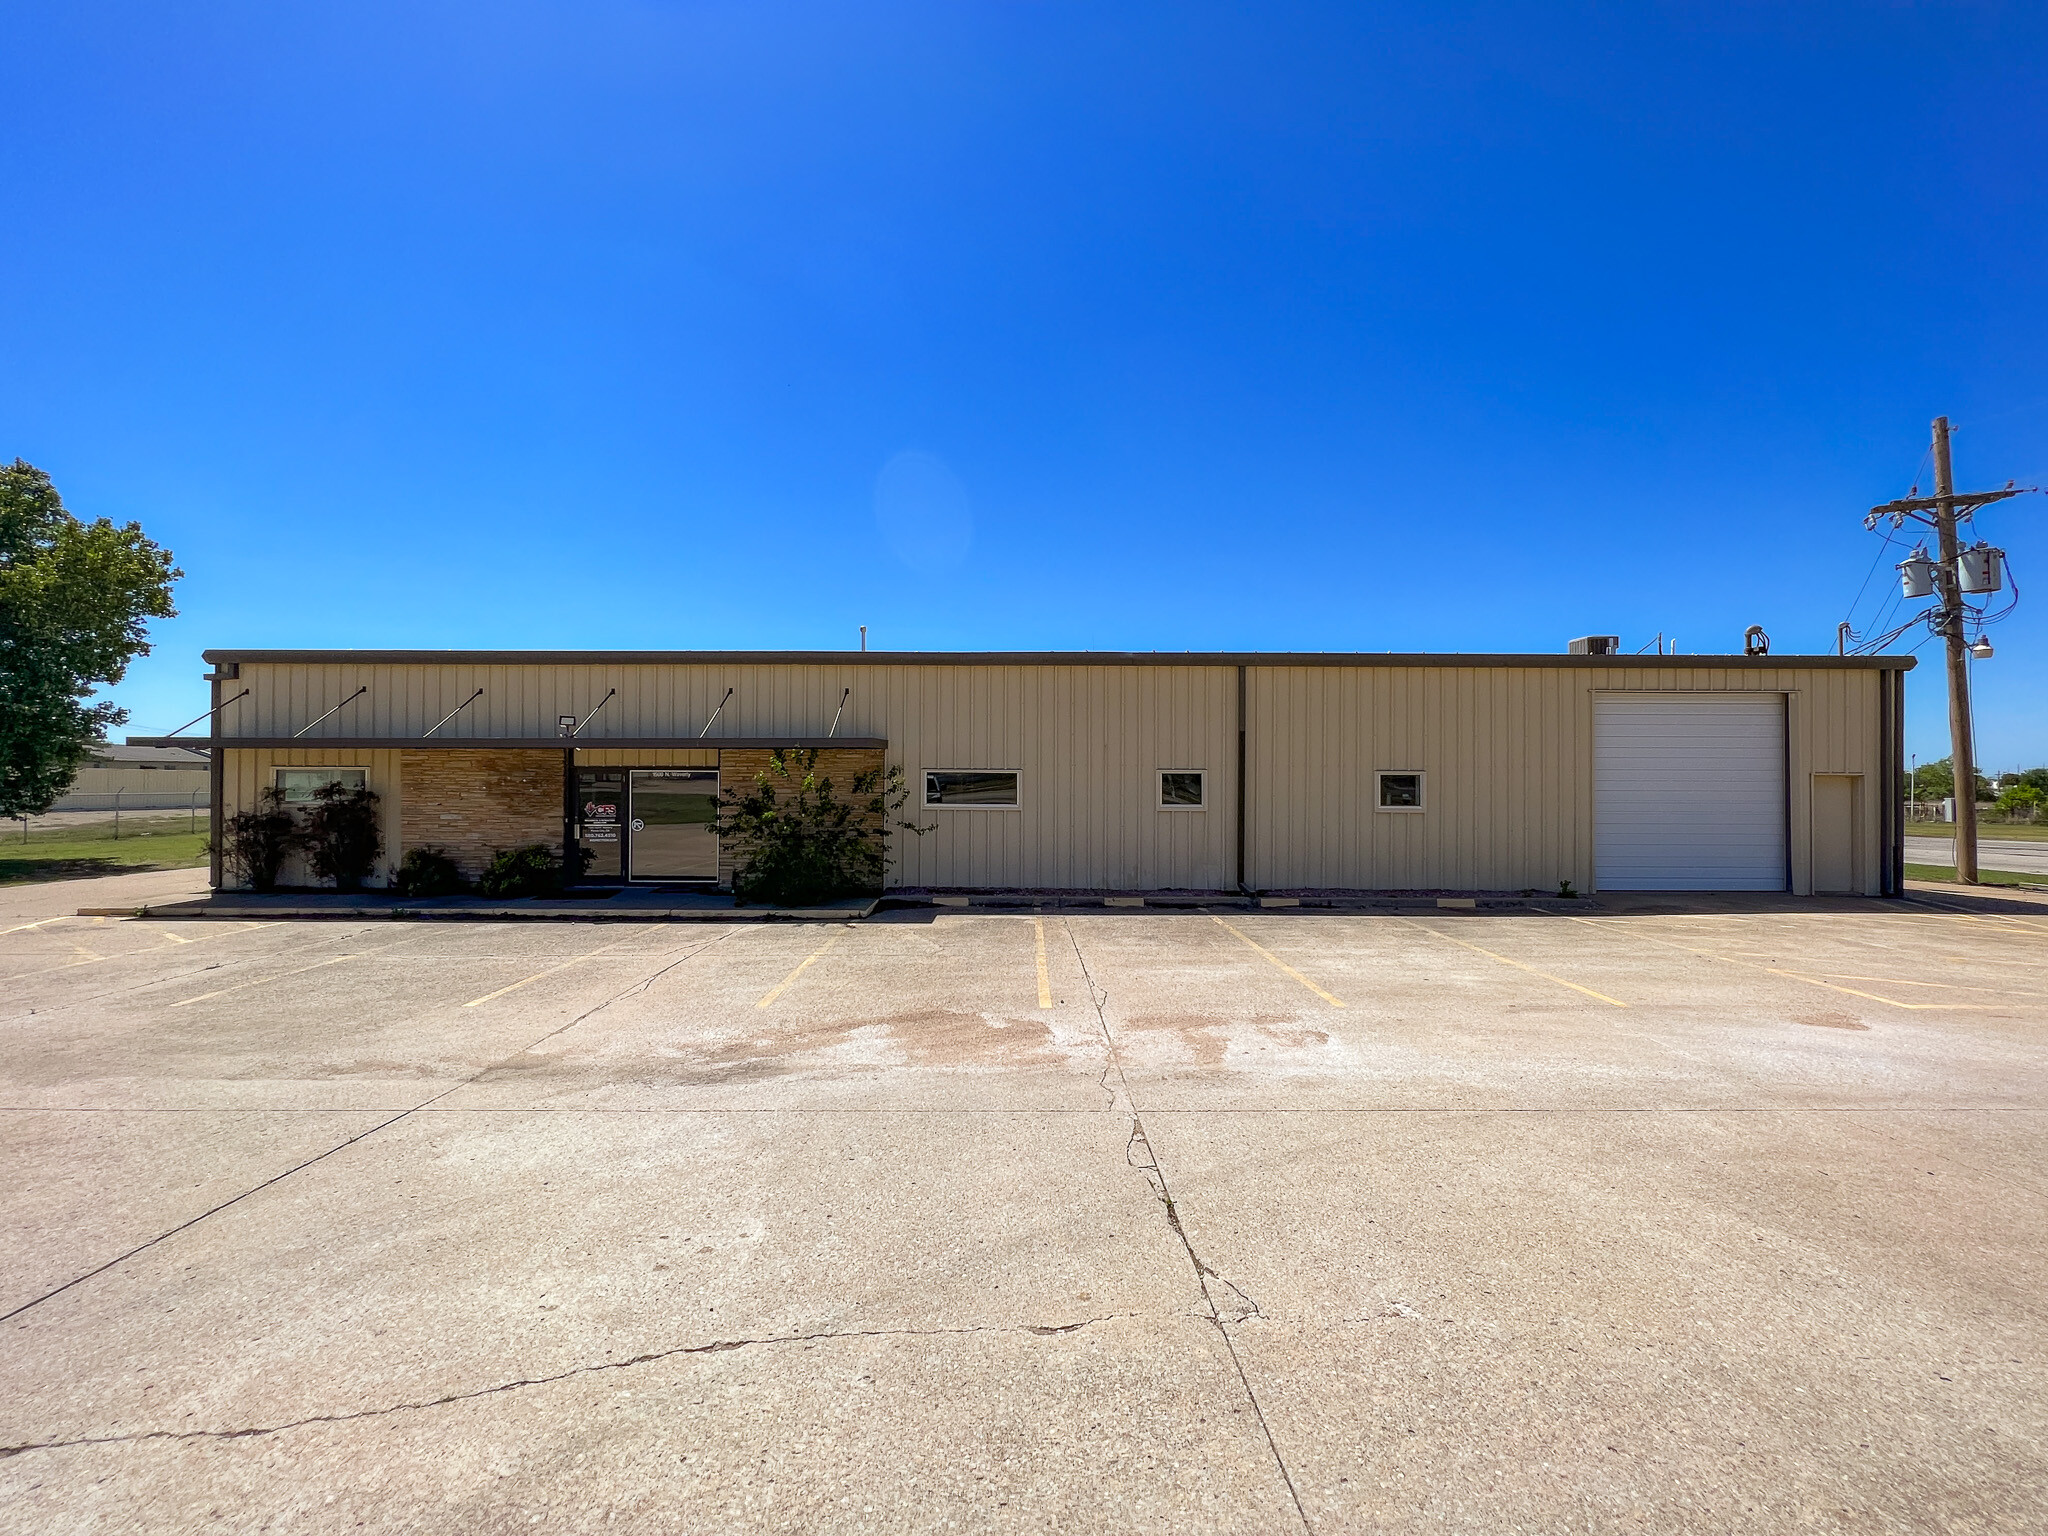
[1211,916,1345,1007]
[464,930,650,1008]
[0,922,282,986]
[173,951,361,1007]
[0,916,76,937]
[757,934,842,1009]
[1814,972,2048,999]
[1565,917,1994,1010]
[1034,916,1053,1009]
[1416,923,1627,1007]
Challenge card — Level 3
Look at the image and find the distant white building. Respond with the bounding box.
[51,743,211,810]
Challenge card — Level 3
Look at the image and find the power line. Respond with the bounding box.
[1863,417,2038,883]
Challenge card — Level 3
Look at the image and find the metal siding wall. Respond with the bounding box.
[1250,665,1588,892]
[217,747,403,889]
[221,658,1889,893]
[1245,663,1889,894]
[877,663,1236,890]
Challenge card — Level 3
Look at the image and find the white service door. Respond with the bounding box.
[1595,695,1787,891]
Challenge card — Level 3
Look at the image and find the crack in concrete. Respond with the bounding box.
[0,1315,1134,1461]
[0,927,740,1327]
[1061,918,1312,1534]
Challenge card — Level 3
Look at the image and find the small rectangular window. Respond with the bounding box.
[1376,771,1424,811]
[924,770,1020,808]
[275,767,367,805]
[1159,770,1206,809]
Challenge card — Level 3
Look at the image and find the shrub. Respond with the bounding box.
[391,846,470,898]
[477,843,577,899]
[303,782,384,891]
[717,751,930,907]
[216,788,300,892]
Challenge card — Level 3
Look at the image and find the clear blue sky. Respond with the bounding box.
[6,2,2044,768]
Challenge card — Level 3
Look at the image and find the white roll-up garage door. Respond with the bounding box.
[1595,695,1787,890]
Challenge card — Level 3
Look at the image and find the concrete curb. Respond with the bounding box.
[78,898,881,924]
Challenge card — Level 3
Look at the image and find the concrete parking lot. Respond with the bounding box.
[3,875,2046,1534]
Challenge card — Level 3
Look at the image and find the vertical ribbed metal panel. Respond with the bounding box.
[219,658,1890,893]
[1243,662,1887,894]
[217,747,404,889]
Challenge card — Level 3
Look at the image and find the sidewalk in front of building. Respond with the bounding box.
[78,887,881,923]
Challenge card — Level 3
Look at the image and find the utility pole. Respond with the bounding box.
[1866,418,2036,886]
[1930,418,1980,883]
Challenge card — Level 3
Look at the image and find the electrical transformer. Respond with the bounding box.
[1898,547,1936,600]
[1958,541,2005,595]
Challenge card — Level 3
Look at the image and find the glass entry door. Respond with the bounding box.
[575,770,626,879]
[629,770,719,881]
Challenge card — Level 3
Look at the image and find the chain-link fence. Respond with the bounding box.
[11,787,207,841]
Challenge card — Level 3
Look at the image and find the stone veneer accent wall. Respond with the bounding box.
[400,750,562,878]
[716,747,887,889]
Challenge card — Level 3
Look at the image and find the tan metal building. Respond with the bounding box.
[145,649,1912,897]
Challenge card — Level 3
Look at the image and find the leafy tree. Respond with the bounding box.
[0,461,181,818]
[717,751,930,906]
[1995,781,2045,817]
[1906,757,1991,805]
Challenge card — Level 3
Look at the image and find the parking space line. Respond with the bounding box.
[173,951,363,1007]
[1564,917,1995,1010]
[1211,916,1345,1007]
[1904,896,2048,936]
[464,929,653,1008]
[0,922,279,984]
[0,916,76,937]
[1034,916,1053,1008]
[757,933,843,1009]
[1415,922,1627,1007]
[1815,972,2048,999]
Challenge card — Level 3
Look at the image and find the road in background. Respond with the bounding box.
[1906,834,2048,875]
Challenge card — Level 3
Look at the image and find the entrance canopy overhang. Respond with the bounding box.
[127,736,889,751]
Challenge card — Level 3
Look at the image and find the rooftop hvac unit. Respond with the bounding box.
[1898,547,1936,600]
[1568,635,1620,655]
[1958,541,2005,594]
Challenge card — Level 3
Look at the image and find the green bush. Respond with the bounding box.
[477,843,576,899]
[303,782,383,891]
[215,787,300,892]
[717,751,929,907]
[391,846,470,898]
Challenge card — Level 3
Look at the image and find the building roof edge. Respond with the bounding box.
[197,648,1917,671]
